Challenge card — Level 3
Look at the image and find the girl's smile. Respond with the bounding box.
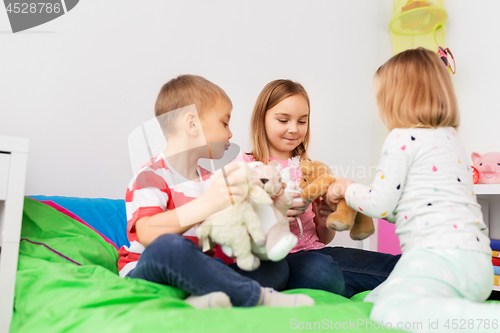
[264,94,309,160]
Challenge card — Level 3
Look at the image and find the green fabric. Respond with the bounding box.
[19,197,119,273]
[12,198,408,333]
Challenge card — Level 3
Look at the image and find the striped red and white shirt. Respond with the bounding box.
[117,152,213,277]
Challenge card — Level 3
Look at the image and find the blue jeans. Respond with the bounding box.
[126,233,262,307]
[230,246,401,298]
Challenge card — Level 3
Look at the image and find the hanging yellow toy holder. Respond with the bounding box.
[390,0,454,73]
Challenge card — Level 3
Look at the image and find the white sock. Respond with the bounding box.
[258,287,315,307]
[185,291,232,309]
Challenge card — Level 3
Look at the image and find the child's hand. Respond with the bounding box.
[312,198,335,228]
[313,198,337,244]
[324,178,354,206]
[202,163,248,215]
[285,192,310,223]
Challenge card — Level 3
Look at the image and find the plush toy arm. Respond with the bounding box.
[273,191,294,215]
[195,222,213,252]
[301,175,336,201]
[201,237,213,252]
[243,205,266,246]
[350,212,375,240]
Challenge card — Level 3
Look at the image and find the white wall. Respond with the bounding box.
[0,0,392,200]
[1,1,498,247]
[445,0,500,154]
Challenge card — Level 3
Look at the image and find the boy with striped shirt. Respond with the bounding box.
[118,75,315,308]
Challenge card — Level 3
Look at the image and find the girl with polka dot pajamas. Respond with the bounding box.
[229,79,400,298]
[325,48,499,332]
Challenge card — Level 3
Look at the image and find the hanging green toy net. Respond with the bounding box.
[390,0,447,55]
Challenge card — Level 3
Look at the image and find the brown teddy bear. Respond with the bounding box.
[299,160,375,240]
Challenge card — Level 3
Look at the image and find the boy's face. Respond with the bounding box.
[200,100,233,159]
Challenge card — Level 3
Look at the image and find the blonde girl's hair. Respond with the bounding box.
[250,79,311,164]
[375,47,459,130]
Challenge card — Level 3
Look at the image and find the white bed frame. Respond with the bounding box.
[0,135,29,333]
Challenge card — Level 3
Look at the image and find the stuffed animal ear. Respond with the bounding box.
[471,152,482,165]
[269,160,281,171]
[281,167,292,182]
[247,161,263,169]
[299,160,313,175]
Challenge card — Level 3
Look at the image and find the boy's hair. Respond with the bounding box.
[375,47,459,130]
[250,79,310,163]
[155,75,232,136]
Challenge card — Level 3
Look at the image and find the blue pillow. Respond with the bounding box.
[28,195,129,249]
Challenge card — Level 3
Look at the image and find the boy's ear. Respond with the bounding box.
[184,112,200,136]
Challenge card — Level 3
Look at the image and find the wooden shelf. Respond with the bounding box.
[474,184,500,197]
[473,184,500,292]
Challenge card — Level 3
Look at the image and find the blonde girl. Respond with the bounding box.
[229,79,400,297]
[326,48,499,332]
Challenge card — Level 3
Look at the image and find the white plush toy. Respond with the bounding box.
[246,161,297,261]
[221,161,298,262]
[196,162,272,271]
[281,166,304,239]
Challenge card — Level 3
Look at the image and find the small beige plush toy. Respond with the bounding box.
[299,160,375,240]
[247,161,298,261]
[196,162,272,271]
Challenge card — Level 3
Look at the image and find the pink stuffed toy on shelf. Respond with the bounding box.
[471,152,500,184]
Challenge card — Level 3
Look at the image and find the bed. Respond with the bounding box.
[8,196,412,333]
